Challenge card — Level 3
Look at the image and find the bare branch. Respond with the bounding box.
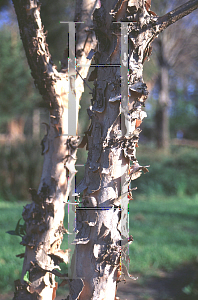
[157,0,198,33]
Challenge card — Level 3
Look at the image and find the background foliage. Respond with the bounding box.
[0,140,43,200]
[135,146,198,197]
[0,25,41,128]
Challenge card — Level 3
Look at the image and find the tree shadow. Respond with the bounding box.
[116,262,198,300]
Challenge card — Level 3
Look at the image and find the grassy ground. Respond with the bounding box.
[129,193,198,276]
[0,194,198,297]
[0,201,24,294]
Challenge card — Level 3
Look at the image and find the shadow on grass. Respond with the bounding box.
[116,261,198,300]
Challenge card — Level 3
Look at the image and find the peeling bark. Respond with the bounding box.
[12,0,97,299]
[12,0,198,299]
[75,1,151,299]
[73,0,198,299]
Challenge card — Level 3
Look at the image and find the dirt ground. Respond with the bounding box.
[1,263,197,300]
[115,263,197,300]
[55,263,197,300]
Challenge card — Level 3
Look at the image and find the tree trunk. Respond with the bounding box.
[74,1,153,298]
[7,117,25,140]
[33,109,40,139]
[11,0,198,299]
[73,1,198,298]
[12,0,97,299]
[155,34,170,152]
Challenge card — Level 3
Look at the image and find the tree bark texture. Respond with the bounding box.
[75,1,156,298]
[73,0,198,299]
[12,0,97,299]
[11,0,198,299]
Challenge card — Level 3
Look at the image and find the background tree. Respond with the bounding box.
[10,0,198,299]
[142,0,198,151]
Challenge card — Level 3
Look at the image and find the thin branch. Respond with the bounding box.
[157,0,198,33]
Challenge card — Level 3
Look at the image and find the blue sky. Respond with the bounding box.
[0,9,10,27]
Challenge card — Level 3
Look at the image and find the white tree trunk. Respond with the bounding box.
[12,0,97,299]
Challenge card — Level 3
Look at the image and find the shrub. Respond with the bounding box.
[0,139,43,201]
[135,146,198,197]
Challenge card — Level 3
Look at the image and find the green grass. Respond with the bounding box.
[1,194,198,295]
[0,201,25,294]
[129,194,198,276]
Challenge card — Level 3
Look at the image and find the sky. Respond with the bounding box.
[0,8,10,27]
